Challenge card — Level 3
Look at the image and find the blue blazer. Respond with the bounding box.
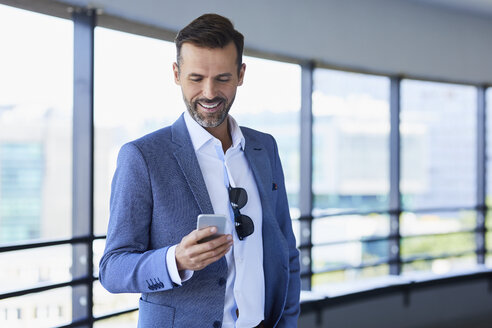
[99,114,300,327]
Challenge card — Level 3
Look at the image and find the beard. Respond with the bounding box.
[183,95,235,128]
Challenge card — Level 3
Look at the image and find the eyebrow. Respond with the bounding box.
[187,73,233,79]
[217,73,233,78]
[188,73,203,79]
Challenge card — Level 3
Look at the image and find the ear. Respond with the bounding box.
[172,62,181,85]
[237,63,246,86]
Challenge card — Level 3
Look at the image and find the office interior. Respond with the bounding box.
[1,0,492,327]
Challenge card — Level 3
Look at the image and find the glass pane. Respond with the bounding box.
[93,239,106,278]
[401,232,475,260]
[0,245,71,294]
[94,27,181,235]
[312,68,390,212]
[312,240,389,273]
[312,214,389,244]
[0,287,72,328]
[400,211,476,237]
[0,5,73,243]
[312,264,389,293]
[93,281,139,318]
[234,57,301,212]
[400,80,476,210]
[402,255,476,276]
[94,311,138,328]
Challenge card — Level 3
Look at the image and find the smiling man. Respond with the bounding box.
[99,14,300,328]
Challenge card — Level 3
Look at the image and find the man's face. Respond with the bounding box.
[173,42,245,129]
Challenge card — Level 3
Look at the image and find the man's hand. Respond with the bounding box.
[175,227,233,271]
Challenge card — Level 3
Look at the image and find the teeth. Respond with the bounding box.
[200,102,220,109]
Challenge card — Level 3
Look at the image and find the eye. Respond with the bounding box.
[217,77,231,82]
[188,75,203,82]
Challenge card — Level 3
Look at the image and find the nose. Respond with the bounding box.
[202,79,217,99]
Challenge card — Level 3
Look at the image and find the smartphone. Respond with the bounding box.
[197,214,227,243]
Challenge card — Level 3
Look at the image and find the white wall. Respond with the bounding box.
[55,0,492,84]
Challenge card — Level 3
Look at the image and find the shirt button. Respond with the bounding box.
[218,278,226,286]
[213,321,221,328]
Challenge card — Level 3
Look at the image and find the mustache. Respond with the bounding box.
[194,97,225,105]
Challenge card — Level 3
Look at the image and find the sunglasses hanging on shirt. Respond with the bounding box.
[228,186,254,240]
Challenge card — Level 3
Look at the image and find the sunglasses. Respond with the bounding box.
[228,186,254,240]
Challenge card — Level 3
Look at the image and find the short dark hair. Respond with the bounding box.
[175,14,244,72]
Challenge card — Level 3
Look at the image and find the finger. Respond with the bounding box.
[195,243,232,270]
[194,233,232,253]
[180,227,218,247]
[183,233,230,258]
[194,226,219,243]
[194,238,233,263]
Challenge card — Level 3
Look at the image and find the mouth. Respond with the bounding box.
[197,99,224,112]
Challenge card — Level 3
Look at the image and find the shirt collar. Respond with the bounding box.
[184,110,245,152]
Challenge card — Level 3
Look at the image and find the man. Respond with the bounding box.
[99,13,300,328]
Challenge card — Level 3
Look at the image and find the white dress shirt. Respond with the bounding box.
[166,111,265,328]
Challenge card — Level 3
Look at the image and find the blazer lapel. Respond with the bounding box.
[242,130,274,220]
[171,114,214,214]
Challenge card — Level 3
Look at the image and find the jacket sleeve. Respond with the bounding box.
[271,136,301,326]
[99,142,176,294]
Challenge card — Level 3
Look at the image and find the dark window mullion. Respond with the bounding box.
[389,76,402,275]
[72,8,96,327]
[300,61,314,290]
[477,85,487,264]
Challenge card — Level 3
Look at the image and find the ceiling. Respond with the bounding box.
[406,0,492,17]
[3,0,492,84]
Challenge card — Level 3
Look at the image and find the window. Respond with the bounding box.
[401,80,477,210]
[0,287,72,327]
[0,4,73,243]
[400,80,477,274]
[311,68,390,288]
[0,245,72,294]
[313,69,390,213]
[311,214,390,290]
[0,5,73,327]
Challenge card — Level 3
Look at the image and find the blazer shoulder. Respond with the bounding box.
[240,126,277,152]
[121,126,174,156]
[240,126,276,143]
